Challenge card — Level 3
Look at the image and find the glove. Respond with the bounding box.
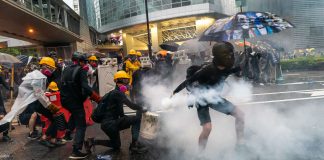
[48,103,60,114]
[90,91,101,103]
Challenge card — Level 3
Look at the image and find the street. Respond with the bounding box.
[1,70,324,160]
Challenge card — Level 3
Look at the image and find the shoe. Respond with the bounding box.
[84,137,95,153]
[69,150,88,159]
[39,139,56,148]
[53,139,67,146]
[63,133,73,142]
[2,135,13,142]
[28,131,40,140]
[129,141,148,153]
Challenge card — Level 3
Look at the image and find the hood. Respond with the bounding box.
[22,70,47,81]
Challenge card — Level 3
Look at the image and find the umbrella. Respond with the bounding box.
[178,39,212,55]
[0,52,22,63]
[199,11,294,42]
[159,42,179,52]
[0,52,22,101]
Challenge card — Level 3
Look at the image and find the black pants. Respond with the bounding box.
[96,111,141,149]
[0,122,9,137]
[66,107,86,152]
[32,101,57,138]
[0,92,6,115]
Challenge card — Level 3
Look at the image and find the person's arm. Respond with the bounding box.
[79,69,101,102]
[172,66,206,95]
[126,61,139,71]
[31,79,51,108]
[118,92,142,111]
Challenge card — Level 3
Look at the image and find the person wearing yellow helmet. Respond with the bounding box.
[87,55,99,92]
[134,51,142,68]
[48,81,59,92]
[122,49,140,84]
[84,70,148,153]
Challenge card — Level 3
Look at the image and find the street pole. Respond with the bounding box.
[144,0,153,60]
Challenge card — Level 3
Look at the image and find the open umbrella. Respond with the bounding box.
[178,39,212,55]
[0,52,22,100]
[159,42,179,52]
[200,11,294,42]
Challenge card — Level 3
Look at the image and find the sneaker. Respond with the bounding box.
[69,150,88,159]
[28,131,40,140]
[129,141,148,153]
[54,139,67,146]
[63,133,73,142]
[2,135,13,142]
[39,139,56,148]
[84,137,95,153]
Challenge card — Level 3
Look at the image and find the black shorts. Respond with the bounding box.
[197,98,235,126]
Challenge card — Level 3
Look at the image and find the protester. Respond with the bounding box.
[0,57,61,148]
[123,49,140,84]
[61,54,101,159]
[87,55,99,92]
[0,67,12,142]
[172,42,245,152]
[85,71,147,153]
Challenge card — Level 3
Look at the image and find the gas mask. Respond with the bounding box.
[90,63,98,68]
[119,85,128,93]
[41,68,53,77]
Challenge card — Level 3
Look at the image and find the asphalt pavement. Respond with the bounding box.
[2,70,324,160]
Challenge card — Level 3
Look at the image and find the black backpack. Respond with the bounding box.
[91,92,110,123]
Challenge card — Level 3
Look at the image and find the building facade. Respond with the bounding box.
[94,0,239,54]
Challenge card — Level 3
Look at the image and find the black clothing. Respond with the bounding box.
[0,122,9,136]
[61,64,93,109]
[31,101,57,137]
[131,67,153,104]
[97,88,143,149]
[60,64,94,152]
[47,67,62,89]
[0,76,10,114]
[102,88,142,121]
[173,64,240,94]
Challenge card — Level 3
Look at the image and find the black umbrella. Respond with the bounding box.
[159,42,179,52]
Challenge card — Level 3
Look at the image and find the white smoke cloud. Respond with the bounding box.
[139,67,324,160]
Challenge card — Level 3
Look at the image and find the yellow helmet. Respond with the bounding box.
[39,57,56,69]
[129,49,136,55]
[88,55,98,61]
[48,81,59,91]
[136,51,142,57]
[114,71,130,81]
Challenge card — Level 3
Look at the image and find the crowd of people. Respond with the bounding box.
[0,42,248,159]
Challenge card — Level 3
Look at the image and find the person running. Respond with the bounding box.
[172,42,245,152]
[84,71,148,154]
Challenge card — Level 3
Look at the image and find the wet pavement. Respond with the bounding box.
[2,70,324,160]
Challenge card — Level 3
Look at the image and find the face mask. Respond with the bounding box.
[91,63,98,68]
[119,85,128,93]
[82,65,89,71]
[41,68,53,77]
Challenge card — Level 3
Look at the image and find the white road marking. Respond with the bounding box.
[253,88,324,96]
[242,96,324,105]
[278,80,324,86]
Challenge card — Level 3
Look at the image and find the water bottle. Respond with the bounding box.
[96,154,112,160]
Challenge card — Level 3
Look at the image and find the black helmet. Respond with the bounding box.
[78,54,88,62]
[212,42,235,68]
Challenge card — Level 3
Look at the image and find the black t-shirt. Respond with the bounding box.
[173,64,240,94]
[102,88,142,120]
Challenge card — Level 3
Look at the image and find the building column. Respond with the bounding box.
[38,0,44,16]
[47,0,52,21]
[151,23,162,52]
[54,3,59,23]
[63,8,68,28]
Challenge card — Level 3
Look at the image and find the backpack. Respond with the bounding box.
[91,92,110,123]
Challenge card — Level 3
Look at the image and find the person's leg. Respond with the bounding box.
[71,108,87,153]
[100,121,120,149]
[209,98,245,145]
[28,113,37,134]
[197,106,212,151]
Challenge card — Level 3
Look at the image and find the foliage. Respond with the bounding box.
[281,56,324,71]
[0,48,21,56]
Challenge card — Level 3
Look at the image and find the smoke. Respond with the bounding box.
[139,67,324,160]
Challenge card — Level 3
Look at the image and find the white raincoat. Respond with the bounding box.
[0,70,51,125]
